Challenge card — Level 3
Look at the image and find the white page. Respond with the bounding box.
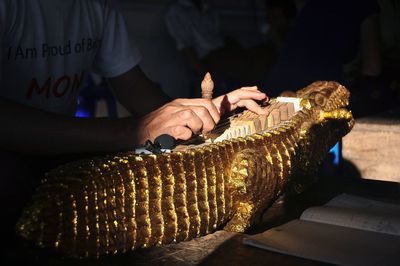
[326,193,400,215]
[243,219,400,266]
[300,206,400,236]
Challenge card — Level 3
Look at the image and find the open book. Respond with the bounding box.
[243,194,400,266]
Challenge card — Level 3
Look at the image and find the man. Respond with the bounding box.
[0,0,268,252]
[1,0,268,154]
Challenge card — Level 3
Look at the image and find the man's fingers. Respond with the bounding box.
[174,98,220,124]
[167,125,193,140]
[184,105,216,133]
[227,88,268,103]
[240,86,259,91]
[213,87,268,115]
[237,100,270,115]
[173,106,215,134]
[148,103,217,142]
[175,109,204,134]
[139,90,270,146]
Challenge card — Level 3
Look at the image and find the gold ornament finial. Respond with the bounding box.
[201,72,214,99]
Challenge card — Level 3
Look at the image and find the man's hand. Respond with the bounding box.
[137,86,268,145]
[137,98,219,144]
[212,86,269,116]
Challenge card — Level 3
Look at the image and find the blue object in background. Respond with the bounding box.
[329,141,341,165]
[74,73,118,118]
[75,96,92,118]
[75,109,91,118]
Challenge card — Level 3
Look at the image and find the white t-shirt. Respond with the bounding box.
[165,0,224,59]
[0,0,141,115]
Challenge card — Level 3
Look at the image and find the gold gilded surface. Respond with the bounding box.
[17,81,354,258]
[182,151,201,239]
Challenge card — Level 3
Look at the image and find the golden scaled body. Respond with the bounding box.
[17,81,354,258]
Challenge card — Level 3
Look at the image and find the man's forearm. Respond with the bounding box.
[0,98,138,155]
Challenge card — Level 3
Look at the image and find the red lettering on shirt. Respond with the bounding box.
[70,72,85,95]
[26,77,51,99]
[25,72,85,100]
[53,75,70,97]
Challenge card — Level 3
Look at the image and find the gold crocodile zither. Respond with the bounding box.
[17,81,354,258]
